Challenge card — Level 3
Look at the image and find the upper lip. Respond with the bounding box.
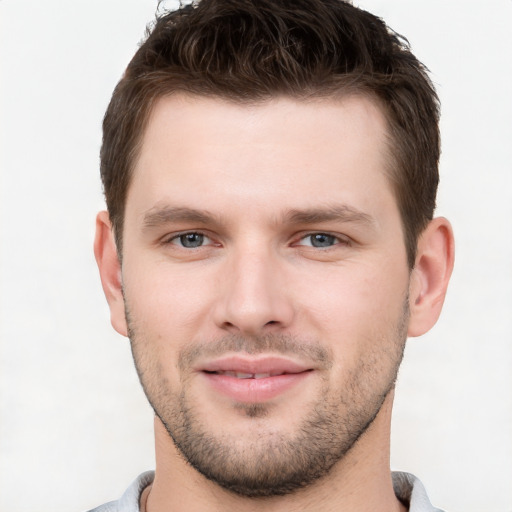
[198,355,313,375]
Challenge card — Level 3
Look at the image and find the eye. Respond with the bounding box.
[297,233,345,248]
[169,232,211,248]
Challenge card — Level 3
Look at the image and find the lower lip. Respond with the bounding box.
[202,371,312,403]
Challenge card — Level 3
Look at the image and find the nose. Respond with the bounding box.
[213,245,295,336]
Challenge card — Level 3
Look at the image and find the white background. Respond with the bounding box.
[1,1,511,511]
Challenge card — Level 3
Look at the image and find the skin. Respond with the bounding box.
[95,94,454,512]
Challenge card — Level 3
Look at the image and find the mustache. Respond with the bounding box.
[177,334,333,372]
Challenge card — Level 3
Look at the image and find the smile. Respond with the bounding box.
[205,370,290,379]
[199,356,314,403]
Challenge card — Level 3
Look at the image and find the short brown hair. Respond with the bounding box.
[101,0,440,267]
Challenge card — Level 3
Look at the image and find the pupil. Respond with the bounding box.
[311,234,334,247]
[181,233,203,248]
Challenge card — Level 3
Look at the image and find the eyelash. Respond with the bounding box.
[163,231,350,250]
[295,232,350,249]
[164,231,214,249]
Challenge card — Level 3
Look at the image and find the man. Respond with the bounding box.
[91,0,454,510]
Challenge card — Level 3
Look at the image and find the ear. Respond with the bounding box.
[93,211,128,337]
[407,217,455,337]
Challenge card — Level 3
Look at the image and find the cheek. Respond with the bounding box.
[295,261,409,355]
[300,260,407,315]
[122,259,217,341]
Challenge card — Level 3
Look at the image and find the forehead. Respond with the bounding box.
[127,94,396,223]
[138,93,390,159]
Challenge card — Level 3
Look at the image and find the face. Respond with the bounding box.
[118,95,412,496]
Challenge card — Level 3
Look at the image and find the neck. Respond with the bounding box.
[146,392,406,512]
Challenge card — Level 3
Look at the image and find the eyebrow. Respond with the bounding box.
[283,205,374,227]
[142,204,375,229]
[143,206,219,228]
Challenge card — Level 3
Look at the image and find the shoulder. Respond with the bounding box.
[392,471,445,512]
[86,471,155,512]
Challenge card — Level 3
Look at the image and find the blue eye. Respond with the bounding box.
[172,232,207,248]
[310,233,337,247]
[299,233,340,248]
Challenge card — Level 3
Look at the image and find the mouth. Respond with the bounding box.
[204,369,302,379]
[199,356,314,403]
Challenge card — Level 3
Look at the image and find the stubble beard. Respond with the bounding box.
[127,302,409,498]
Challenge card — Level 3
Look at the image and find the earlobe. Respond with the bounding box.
[407,217,455,337]
[93,211,128,337]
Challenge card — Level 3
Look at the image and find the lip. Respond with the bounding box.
[198,355,314,403]
[200,355,311,375]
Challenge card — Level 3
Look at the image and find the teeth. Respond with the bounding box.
[216,371,283,379]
